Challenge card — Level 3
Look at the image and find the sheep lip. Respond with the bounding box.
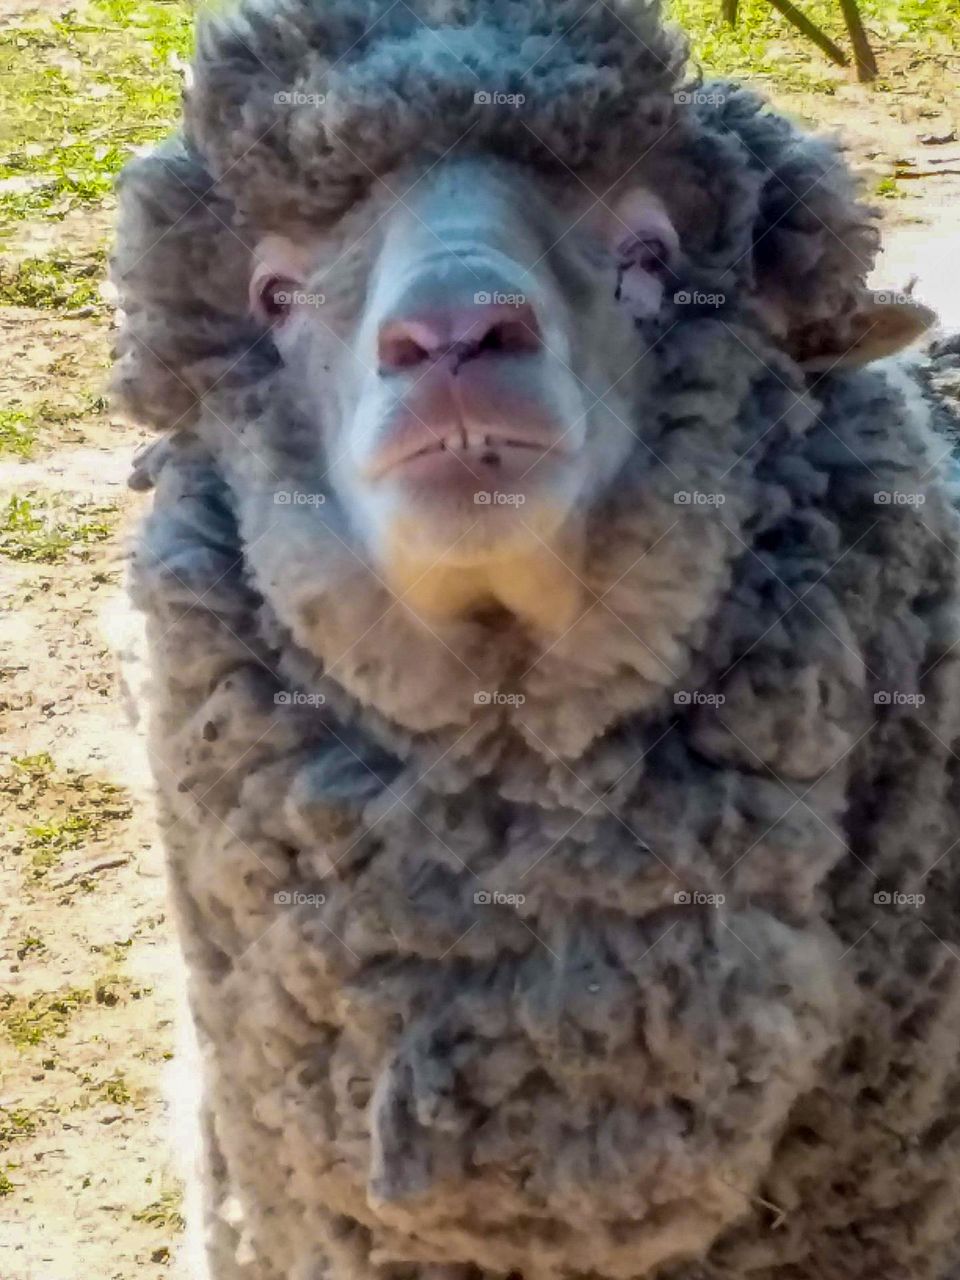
[369,429,557,480]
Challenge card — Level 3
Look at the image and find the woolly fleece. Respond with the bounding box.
[113,2,960,1278]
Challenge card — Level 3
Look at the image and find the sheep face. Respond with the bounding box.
[241,156,678,619]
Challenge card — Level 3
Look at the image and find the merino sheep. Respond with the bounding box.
[112,1,960,1278]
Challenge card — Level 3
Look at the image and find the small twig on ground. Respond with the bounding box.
[53,855,130,888]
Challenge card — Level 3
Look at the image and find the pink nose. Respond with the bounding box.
[378,301,541,372]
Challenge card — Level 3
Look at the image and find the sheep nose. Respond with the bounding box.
[378,301,541,373]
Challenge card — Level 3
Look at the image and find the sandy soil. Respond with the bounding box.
[0,5,957,1279]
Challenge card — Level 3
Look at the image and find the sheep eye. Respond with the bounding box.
[258,275,298,320]
[618,236,671,278]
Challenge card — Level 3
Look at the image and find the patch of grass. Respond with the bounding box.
[874,175,905,199]
[0,409,39,458]
[0,1167,17,1196]
[92,937,135,964]
[133,1187,186,1232]
[2,754,132,881]
[0,1108,39,1145]
[16,934,46,960]
[0,987,91,1048]
[0,0,193,231]
[97,1073,133,1105]
[0,250,105,311]
[95,972,152,1005]
[0,493,119,564]
[669,0,960,92]
[27,812,98,875]
[0,394,108,459]
[1,968,149,1053]
[9,752,55,782]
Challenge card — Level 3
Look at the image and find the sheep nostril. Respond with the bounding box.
[378,329,433,372]
[476,308,541,357]
[378,302,541,374]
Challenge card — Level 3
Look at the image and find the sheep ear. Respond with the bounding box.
[601,187,680,320]
[796,296,937,371]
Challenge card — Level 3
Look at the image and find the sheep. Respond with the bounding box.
[111,1,960,1278]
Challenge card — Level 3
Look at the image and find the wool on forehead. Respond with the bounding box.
[185,0,685,222]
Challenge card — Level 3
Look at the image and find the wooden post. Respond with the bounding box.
[839,0,879,80]
[766,0,850,68]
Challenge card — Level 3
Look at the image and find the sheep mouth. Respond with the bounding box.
[368,426,559,481]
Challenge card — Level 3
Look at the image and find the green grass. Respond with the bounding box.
[669,0,960,92]
[0,250,106,310]
[0,1107,39,1145]
[0,494,119,564]
[3,752,132,880]
[97,1073,133,1105]
[16,934,46,960]
[132,1187,186,1232]
[26,812,100,874]
[0,0,194,232]
[1,975,148,1052]
[0,395,108,460]
[0,987,92,1048]
[0,409,39,458]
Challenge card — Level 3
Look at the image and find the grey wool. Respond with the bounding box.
[112,1,960,1279]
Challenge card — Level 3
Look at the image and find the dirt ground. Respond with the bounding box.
[0,2,957,1278]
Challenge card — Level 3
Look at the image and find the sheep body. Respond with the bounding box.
[115,2,960,1277]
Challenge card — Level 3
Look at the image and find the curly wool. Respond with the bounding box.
[114,2,960,1279]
